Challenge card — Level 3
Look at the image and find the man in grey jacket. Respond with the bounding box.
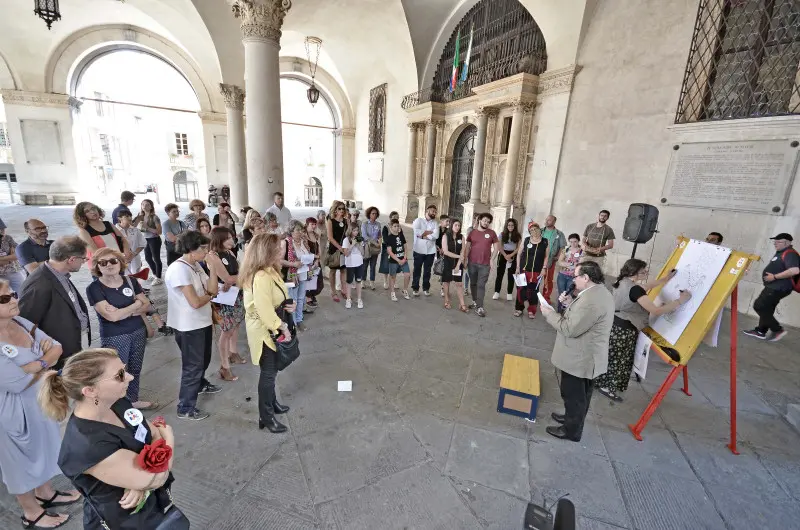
[540,260,614,442]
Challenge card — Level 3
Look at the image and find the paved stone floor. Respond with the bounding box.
[1,204,799,529]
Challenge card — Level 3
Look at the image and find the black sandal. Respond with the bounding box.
[35,491,80,509]
[21,511,69,529]
[598,387,623,402]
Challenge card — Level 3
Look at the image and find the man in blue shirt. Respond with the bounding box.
[112,190,136,225]
[15,219,52,274]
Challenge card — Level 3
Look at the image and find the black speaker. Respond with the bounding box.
[623,203,659,244]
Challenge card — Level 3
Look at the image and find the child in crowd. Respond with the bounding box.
[342,224,366,309]
[384,219,411,301]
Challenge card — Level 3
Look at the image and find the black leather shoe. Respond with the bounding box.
[545,425,580,442]
[551,412,565,424]
[258,416,287,433]
[272,401,290,414]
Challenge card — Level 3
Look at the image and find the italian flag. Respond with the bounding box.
[450,29,461,92]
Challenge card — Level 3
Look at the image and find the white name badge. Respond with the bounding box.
[484,233,490,239]
[339,222,344,228]
[527,243,533,249]
[574,252,581,257]
[134,423,148,443]
[122,287,134,297]
[124,408,144,427]
[771,257,778,262]
[1,344,18,358]
[222,258,229,266]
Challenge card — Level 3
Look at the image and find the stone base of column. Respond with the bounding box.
[401,192,419,223]
[18,192,77,206]
[490,205,513,234]
[461,200,488,226]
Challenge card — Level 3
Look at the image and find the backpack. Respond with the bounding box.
[781,249,800,293]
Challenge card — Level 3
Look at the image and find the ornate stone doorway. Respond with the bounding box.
[448,125,477,220]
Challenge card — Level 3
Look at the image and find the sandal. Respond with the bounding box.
[444,302,451,309]
[219,367,239,381]
[36,490,80,509]
[459,305,469,313]
[528,312,536,319]
[21,511,69,529]
[598,387,623,402]
[230,352,248,364]
[332,294,341,303]
[513,310,523,317]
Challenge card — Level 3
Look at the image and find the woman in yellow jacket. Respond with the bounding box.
[240,233,296,433]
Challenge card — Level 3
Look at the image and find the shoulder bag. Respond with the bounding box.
[270,279,300,371]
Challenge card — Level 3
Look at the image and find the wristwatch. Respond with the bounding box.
[38,359,49,370]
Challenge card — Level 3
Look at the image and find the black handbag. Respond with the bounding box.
[271,280,301,371]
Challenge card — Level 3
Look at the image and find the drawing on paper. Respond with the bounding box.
[651,240,731,345]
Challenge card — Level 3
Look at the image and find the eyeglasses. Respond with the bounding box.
[97,258,119,267]
[337,207,346,211]
[0,292,18,304]
[29,226,48,232]
[70,255,89,262]
[98,365,128,383]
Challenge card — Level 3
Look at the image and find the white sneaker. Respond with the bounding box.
[345,298,352,309]
[357,299,364,309]
[370,281,376,291]
[492,292,500,300]
[423,290,431,297]
[506,294,513,301]
[402,290,411,300]
[391,291,398,301]
[383,280,388,289]
[412,290,420,297]
[440,288,444,297]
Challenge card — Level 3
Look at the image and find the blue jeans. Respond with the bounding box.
[557,272,574,312]
[287,282,307,324]
[364,254,379,281]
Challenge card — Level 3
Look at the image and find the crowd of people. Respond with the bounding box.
[0,187,797,528]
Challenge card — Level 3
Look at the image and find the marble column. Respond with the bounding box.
[462,107,495,224]
[401,123,419,221]
[501,103,526,207]
[418,120,437,211]
[231,0,291,213]
[219,83,247,211]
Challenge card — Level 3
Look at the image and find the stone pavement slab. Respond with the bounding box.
[0,204,799,528]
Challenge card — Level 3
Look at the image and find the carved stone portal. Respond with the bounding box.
[368,83,387,153]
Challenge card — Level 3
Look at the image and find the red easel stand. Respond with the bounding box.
[628,286,739,455]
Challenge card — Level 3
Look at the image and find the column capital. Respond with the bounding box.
[333,127,355,138]
[476,107,499,119]
[219,83,246,110]
[197,111,227,124]
[423,118,445,128]
[538,64,582,98]
[407,122,420,131]
[507,99,536,112]
[230,0,292,43]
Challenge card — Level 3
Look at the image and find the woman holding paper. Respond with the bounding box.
[514,223,549,319]
[206,227,246,382]
[441,219,468,312]
[281,220,313,331]
[595,259,691,402]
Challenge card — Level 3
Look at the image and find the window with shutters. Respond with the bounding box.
[175,133,189,155]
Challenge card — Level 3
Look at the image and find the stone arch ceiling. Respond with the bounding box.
[0,0,223,96]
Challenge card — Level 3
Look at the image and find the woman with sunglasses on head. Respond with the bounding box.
[241,233,296,434]
[136,199,163,285]
[241,210,265,248]
[205,227,247,381]
[39,349,185,529]
[326,201,349,303]
[0,278,80,529]
[74,201,130,266]
[165,231,220,421]
[85,248,155,411]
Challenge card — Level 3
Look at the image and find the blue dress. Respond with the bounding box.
[0,317,62,494]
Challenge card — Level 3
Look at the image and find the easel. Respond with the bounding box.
[627,238,759,455]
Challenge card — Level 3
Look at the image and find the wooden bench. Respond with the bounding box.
[497,354,540,421]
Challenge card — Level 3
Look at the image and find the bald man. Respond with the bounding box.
[15,219,53,274]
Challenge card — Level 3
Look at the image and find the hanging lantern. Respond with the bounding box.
[34,0,61,30]
[307,83,320,106]
[304,36,323,107]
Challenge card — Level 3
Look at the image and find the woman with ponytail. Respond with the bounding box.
[39,348,187,529]
[595,259,692,402]
[0,278,79,529]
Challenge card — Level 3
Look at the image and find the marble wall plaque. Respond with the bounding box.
[21,120,63,164]
[367,157,383,182]
[661,140,798,215]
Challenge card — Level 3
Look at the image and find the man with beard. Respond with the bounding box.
[581,209,615,271]
[15,219,53,274]
[411,204,440,297]
[465,213,502,317]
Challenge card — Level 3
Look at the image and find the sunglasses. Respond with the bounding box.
[0,292,18,304]
[97,258,120,267]
[98,365,128,383]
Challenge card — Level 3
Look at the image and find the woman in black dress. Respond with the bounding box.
[515,222,548,319]
[441,219,468,312]
[39,349,187,529]
[326,201,348,303]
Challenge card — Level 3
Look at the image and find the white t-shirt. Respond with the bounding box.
[164,259,212,331]
[342,237,364,268]
[116,224,147,274]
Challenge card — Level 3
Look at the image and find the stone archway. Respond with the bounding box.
[45,25,218,112]
[448,124,477,220]
[173,170,198,202]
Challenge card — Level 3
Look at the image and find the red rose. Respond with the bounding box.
[135,439,172,474]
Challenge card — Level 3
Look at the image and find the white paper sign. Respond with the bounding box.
[702,310,724,348]
[212,285,240,306]
[337,380,352,392]
[513,273,528,287]
[536,292,554,311]
[633,332,652,380]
